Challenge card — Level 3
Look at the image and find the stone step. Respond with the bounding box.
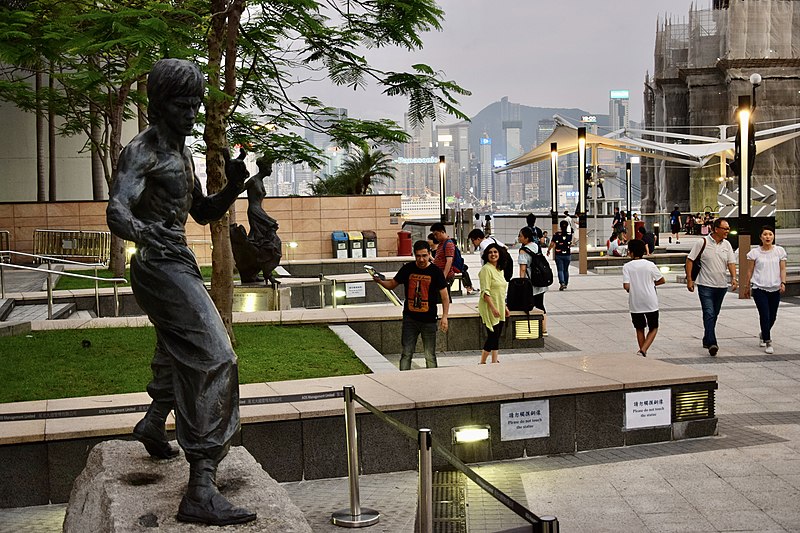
[2,302,76,322]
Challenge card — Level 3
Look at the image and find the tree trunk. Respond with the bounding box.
[203,0,242,344]
[90,104,105,200]
[48,64,57,202]
[35,69,46,202]
[106,84,131,277]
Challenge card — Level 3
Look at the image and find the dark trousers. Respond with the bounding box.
[752,288,781,342]
[555,255,571,286]
[131,247,240,464]
[483,321,505,351]
[697,285,728,347]
[400,317,438,370]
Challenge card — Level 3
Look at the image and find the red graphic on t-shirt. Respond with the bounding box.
[407,273,432,313]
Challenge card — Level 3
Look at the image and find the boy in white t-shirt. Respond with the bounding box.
[622,239,666,357]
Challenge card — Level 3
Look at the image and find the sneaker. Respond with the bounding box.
[759,333,767,347]
[708,345,719,357]
[636,350,647,357]
[559,284,565,291]
[542,331,549,337]
[676,241,680,244]
[765,342,774,354]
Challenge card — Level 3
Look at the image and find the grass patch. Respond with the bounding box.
[55,266,221,290]
[0,324,368,403]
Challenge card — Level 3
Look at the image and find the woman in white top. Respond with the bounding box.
[744,226,787,354]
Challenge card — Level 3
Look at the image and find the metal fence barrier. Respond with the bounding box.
[336,385,559,533]
[33,229,111,265]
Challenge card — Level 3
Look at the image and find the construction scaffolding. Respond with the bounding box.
[644,0,800,227]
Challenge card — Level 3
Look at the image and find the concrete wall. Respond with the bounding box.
[0,195,402,263]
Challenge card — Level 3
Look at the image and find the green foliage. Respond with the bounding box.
[309,147,396,195]
[0,325,368,403]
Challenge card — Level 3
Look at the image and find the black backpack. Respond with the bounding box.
[520,245,553,287]
[506,278,534,312]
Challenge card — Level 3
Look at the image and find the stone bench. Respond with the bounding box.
[0,354,718,508]
[587,252,688,270]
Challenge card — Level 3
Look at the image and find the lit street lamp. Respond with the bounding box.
[577,127,587,274]
[438,155,446,223]
[550,142,558,235]
[625,162,633,237]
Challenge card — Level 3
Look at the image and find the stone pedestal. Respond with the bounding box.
[233,285,291,312]
[63,440,311,532]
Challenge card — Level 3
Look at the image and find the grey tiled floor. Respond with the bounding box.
[2,247,799,532]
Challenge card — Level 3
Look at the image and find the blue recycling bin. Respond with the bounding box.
[332,231,348,259]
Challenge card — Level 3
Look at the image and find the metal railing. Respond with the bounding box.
[332,385,559,532]
[33,229,111,265]
[0,251,127,319]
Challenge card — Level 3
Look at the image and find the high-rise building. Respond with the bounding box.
[608,90,630,132]
[436,121,470,201]
[301,107,348,180]
[479,134,493,204]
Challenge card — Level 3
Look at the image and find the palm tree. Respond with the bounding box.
[309,148,396,195]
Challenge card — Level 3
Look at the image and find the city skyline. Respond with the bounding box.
[295,0,698,126]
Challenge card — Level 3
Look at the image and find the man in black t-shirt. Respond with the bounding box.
[372,240,449,370]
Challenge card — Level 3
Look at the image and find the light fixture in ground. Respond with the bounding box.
[452,425,490,444]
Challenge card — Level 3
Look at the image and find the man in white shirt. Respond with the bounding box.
[468,228,506,253]
[685,217,738,356]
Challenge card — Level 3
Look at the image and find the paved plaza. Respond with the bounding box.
[1,243,799,532]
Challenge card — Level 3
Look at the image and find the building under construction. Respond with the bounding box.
[643,0,800,226]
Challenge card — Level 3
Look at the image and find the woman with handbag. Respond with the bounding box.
[744,226,787,354]
[478,243,510,364]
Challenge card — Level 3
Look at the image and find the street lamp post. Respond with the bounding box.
[438,155,447,224]
[550,142,559,236]
[737,95,752,299]
[625,162,633,238]
[577,128,588,274]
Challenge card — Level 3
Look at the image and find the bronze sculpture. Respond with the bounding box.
[230,156,283,285]
[106,58,256,526]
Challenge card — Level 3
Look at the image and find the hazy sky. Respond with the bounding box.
[303,0,700,125]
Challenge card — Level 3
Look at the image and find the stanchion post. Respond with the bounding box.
[535,515,559,533]
[331,385,380,528]
[418,428,433,533]
[1,263,5,298]
[46,271,53,320]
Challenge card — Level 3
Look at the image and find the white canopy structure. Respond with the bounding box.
[495,122,800,174]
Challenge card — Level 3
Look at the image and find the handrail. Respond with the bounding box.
[333,385,559,532]
[0,250,127,319]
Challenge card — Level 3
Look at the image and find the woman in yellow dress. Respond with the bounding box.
[479,243,511,364]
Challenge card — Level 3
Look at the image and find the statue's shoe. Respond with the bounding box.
[132,417,179,459]
[177,492,257,526]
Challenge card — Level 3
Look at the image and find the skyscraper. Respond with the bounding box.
[479,134,493,204]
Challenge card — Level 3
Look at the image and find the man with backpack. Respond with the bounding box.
[516,226,551,336]
[468,228,514,282]
[430,222,472,296]
[525,213,543,243]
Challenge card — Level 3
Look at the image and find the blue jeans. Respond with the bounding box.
[697,285,728,347]
[752,288,781,342]
[400,317,438,370]
[555,255,571,285]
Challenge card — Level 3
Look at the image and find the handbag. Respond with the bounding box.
[689,238,707,281]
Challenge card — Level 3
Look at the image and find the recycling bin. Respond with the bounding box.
[362,230,378,258]
[332,231,348,259]
[347,231,364,258]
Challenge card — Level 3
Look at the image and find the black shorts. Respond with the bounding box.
[671,223,680,234]
[631,311,659,330]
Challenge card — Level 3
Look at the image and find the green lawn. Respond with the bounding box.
[0,324,368,403]
[54,266,221,290]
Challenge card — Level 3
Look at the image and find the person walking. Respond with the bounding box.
[547,220,572,290]
[430,222,472,295]
[685,218,738,356]
[518,226,548,336]
[371,240,449,369]
[478,243,510,364]
[669,204,682,244]
[744,225,788,354]
[563,210,578,243]
[623,239,666,357]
